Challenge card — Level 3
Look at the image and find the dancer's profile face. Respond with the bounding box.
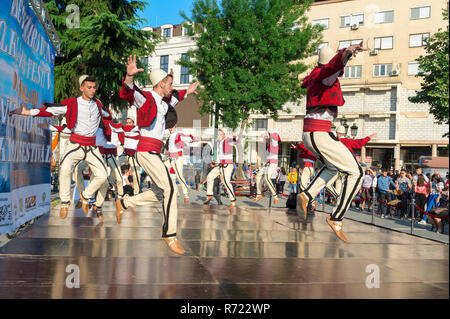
[80,81,97,100]
[160,76,174,98]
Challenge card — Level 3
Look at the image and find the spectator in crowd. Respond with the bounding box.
[277,167,287,194]
[413,174,430,225]
[396,169,412,219]
[377,168,398,218]
[250,172,257,197]
[287,167,298,194]
[428,173,445,212]
[360,168,375,212]
[121,165,134,196]
[414,167,429,183]
[427,185,449,233]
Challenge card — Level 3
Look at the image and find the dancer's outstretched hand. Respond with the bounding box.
[9,103,30,116]
[187,82,200,95]
[347,41,369,57]
[125,55,144,77]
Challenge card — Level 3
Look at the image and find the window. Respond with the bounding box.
[373,64,393,77]
[411,6,431,19]
[183,25,193,36]
[160,55,169,73]
[409,33,430,47]
[408,62,420,75]
[343,65,362,79]
[180,54,190,84]
[340,14,364,27]
[162,28,172,38]
[254,119,268,131]
[374,10,394,23]
[312,17,329,29]
[314,42,328,54]
[374,36,393,50]
[338,39,363,50]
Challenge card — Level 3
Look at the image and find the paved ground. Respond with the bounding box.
[0,186,447,299]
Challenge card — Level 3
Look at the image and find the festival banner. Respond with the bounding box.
[0,0,56,234]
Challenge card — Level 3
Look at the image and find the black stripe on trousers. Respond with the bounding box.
[108,155,123,195]
[309,132,348,218]
[59,142,82,167]
[302,166,325,202]
[332,155,363,221]
[220,165,236,201]
[309,132,363,221]
[172,159,188,192]
[144,153,176,238]
[130,155,141,191]
[264,166,277,196]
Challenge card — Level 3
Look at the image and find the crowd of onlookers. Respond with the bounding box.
[241,163,449,233]
[349,166,449,233]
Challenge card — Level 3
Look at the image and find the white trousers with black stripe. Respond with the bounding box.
[301,132,363,221]
[59,141,108,203]
[96,154,124,207]
[122,152,178,238]
[255,163,278,197]
[206,164,236,202]
[299,166,315,193]
[164,157,189,198]
[119,154,141,195]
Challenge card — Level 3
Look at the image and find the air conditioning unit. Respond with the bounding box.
[369,49,378,56]
[350,23,359,30]
[390,69,400,76]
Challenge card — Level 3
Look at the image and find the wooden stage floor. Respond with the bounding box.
[0,200,448,299]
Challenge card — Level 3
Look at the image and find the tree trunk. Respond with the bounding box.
[235,120,247,179]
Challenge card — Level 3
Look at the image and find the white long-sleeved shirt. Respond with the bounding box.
[30,97,109,137]
[218,137,238,163]
[127,83,185,142]
[95,127,121,149]
[168,131,194,156]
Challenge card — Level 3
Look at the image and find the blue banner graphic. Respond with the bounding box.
[0,0,55,234]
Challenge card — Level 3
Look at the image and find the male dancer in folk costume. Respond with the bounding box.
[253,131,281,205]
[296,42,368,242]
[291,141,318,211]
[116,55,199,255]
[165,125,197,204]
[325,126,377,201]
[91,121,125,220]
[11,75,110,219]
[203,129,239,209]
[117,117,141,195]
[291,142,317,193]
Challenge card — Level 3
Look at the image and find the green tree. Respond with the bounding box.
[180,0,322,129]
[409,9,449,138]
[45,0,159,110]
[181,0,322,171]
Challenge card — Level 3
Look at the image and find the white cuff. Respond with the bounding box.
[30,109,40,116]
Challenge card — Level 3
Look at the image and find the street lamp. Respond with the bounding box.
[350,124,358,138]
[340,118,349,135]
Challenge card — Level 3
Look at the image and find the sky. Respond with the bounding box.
[138,0,195,28]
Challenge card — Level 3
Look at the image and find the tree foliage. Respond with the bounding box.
[180,0,322,129]
[45,0,159,110]
[409,9,449,138]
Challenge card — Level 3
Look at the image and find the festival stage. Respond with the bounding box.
[0,198,448,299]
